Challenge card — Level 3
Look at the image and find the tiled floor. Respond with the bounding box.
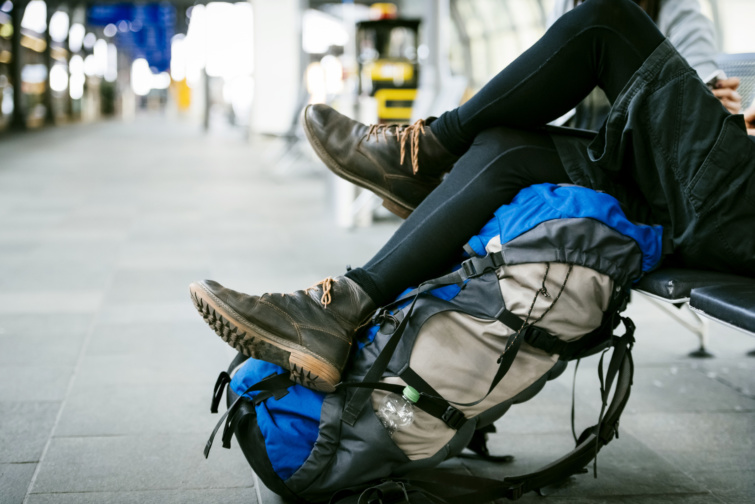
[0,117,752,504]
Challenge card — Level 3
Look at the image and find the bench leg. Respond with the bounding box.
[687,312,714,358]
[646,298,714,358]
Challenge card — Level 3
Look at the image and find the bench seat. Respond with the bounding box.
[634,268,749,303]
[690,284,755,335]
[632,268,754,356]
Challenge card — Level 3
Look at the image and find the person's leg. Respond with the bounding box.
[431,0,665,155]
[191,0,665,391]
[303,0,666,219]
[347,128,572,305]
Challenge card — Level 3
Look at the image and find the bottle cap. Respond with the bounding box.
[402,386,420,403]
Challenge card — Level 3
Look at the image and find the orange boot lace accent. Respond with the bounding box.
[365,118,427,175]
[305,277,334,308]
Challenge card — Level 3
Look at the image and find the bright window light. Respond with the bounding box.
[83,32,96,50]
[183,2,253,83]
[184,4,206,87]
[21,63,47,83]
[303,9,348,54]
[70,74,84,99]
[21,0,46,33]
[105,43,117,82]
[49,11,69,43]
[151,72,171,90]
[69,23,85,52]
[69,54,84,99]
[69,54,84,75]
[170,34,186,81]
[93,38,107,77]
[83,54,97,76]
[205,2,253,79]
[49,63,68,91]
[224,74,254,121]
[1,88,13,114]
[306,62,326,103]
[321,54,344,94]
[131,58,152,96]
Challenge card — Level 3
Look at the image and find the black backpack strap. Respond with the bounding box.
[522,287,630,361]
[391,318,636,502]
[204,372,295,458]
[343,260,571,427]
[373,252,506,316]
[210,352,251,414]
[211,371,232,414]
[338,379,470,431]
[330,480,449,504]
[341,263,479,426]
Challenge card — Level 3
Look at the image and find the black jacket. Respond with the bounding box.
[551,39,755,277]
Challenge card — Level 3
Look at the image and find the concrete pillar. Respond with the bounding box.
[10,0,27,130]
[249,0,303,135]
[202,68,209,131]
[43,0,55,125]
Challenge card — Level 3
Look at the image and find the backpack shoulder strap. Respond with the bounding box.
[391,318,636,503]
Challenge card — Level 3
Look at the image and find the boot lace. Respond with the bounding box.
[305,277,334,308]
[365,118,427,175]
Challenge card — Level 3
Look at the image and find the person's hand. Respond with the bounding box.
[712,77,742,114]
[744,103,755,136]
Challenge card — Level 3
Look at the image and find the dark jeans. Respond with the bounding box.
[347,0,666,305]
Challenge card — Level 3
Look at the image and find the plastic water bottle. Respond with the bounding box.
[376,386,420,435]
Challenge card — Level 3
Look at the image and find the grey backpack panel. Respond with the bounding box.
[289,393,409,499]
[493,218,645,286]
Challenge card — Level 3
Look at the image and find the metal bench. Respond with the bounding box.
[633,269,755,357]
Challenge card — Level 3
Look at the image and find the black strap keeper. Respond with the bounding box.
[524,328,566,355]
[441,406,467,430]
[461,259,478,277]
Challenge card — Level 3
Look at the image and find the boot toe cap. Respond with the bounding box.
[305,103,339,131]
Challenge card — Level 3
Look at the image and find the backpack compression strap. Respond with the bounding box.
[342,255,570,427]
[389,319,636,502]
[407,319,634,504]
[204,372,294,458]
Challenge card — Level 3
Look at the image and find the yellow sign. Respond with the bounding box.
[375,88,417,120]
[368,60,414,83]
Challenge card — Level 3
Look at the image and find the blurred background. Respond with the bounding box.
[0,0,752,132]
[1,0,753,129]
[1,2,754,503]
[1,0,753,225]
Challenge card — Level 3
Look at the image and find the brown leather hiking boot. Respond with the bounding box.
[303,104,459,218]
[189,276,376,392]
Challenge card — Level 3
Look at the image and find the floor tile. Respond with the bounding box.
[0,401,60,463]
[0,462,37,504]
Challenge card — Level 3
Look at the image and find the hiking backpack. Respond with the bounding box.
[204,183,663,503]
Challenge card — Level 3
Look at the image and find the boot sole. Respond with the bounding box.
[302,105,413,219]
[189,282,339,393]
